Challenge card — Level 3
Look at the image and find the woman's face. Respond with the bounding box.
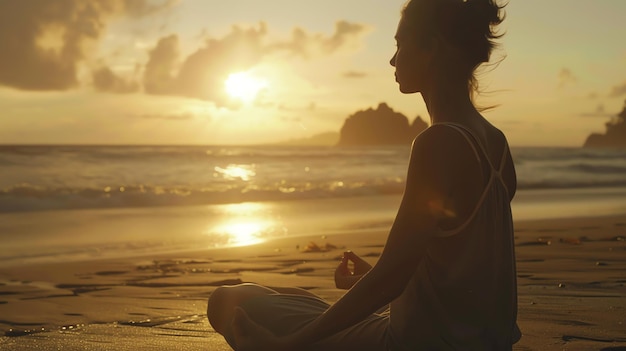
[390,17,434,94]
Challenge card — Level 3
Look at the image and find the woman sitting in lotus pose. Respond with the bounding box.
[207,0,520,349]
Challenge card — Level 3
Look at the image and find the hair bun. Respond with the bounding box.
[464,0,504,27]
[457,0,504,63]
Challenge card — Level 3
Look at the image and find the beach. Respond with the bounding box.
[1,145,626,350]
[1,193,625,351]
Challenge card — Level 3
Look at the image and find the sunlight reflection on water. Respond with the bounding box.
[212,221,271,246]
[205,202,284,247]
[214,164,256,181]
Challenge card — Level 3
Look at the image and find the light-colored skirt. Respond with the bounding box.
[233,294,393,351]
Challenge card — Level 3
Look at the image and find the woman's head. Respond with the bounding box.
[391,0,505,95]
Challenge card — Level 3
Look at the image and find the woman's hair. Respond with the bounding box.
[402,0,505,94]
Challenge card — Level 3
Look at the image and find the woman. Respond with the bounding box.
[207,0,520,349]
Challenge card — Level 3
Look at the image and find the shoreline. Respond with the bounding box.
[2,186,626,267]
[1,213,625,350]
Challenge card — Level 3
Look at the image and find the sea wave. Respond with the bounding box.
[3,177,626,213]
[0,145,405,163]
[512,147,626,163]
[2,145,625,213]
[0,180,406,213]
[564,163,626,174]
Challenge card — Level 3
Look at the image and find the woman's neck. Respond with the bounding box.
[421,81,479,125]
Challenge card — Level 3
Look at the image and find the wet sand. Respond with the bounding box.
[1,215,625,350]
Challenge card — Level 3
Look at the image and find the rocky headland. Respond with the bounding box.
[584,100,626,148]
[337,102,428,146]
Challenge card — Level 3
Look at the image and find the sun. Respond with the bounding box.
[225,71,268,103]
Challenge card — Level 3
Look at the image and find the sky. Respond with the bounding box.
[0,0,625,147]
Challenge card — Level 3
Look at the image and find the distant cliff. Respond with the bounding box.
[338,103,428,146]
[584,100,626,148]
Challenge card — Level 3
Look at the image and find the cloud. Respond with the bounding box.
[558,68,577,88]
[271,21,370,58]
[92,66,139,93]
[342,70,367,79]
[143,24,267,105]
[609,81,626,98]
[143,21,369,105]
[0,3,368,105]
[144,34,180,95]
[0,0,175,91]
[123,0,179,17]
[323,21,368,53]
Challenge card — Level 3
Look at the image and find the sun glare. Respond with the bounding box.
[211,220,271,247]
[206,202,283,247]
[214,164,255,181]
[225,71,268,103]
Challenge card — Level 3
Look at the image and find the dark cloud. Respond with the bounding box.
[144,34,180,95]
[92,66,139,93]
[0,0,175,91]
[609,81,626,98]
[0,2,368,105]
[342,70,367,79]
[143,21,368,105]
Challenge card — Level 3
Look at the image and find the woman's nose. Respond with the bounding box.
[390,52,397,67]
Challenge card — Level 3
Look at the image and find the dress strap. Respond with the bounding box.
[437,122,496,171]
[436,123,483,170]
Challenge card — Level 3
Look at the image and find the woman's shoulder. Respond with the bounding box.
[411,123,479,158]
[408,123,485,180]
[415,121,508,159]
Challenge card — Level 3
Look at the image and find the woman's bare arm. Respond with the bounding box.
[277,125,484,347]
[231,126,484,350]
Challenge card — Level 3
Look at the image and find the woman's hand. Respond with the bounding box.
[231,307,295,351]
[334,251,373,290]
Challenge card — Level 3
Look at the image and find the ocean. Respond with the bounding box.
[1,145,626,265]
[2,145,626,213]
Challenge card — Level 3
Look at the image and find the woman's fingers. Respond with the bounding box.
[354,260,372,275]
[344,251,372,275]
[335,274,361,290]
[335,255,350,275]
[346,251,368,265]
[344,250,358,261]
[335,251,371,288]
